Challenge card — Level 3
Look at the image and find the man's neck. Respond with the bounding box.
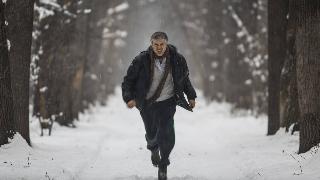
[155,54,165,59]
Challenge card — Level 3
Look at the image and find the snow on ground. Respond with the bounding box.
[1,87,320,180]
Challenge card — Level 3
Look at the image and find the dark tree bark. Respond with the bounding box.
[33,0,113,126]
[68,0,92,120]
[267,0,288,135]
[280,1,300,131]
[5,0,34,145]
[0,1,14,146]
[33,0,80,127]
[295,0,320,154]
[55,1,79,126]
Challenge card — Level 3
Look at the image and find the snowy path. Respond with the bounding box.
[1,88,319,180]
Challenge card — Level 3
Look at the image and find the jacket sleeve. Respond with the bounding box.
[121,56,141,103]
[180,55,197,100]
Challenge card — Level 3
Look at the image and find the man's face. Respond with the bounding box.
[151,38,167,57]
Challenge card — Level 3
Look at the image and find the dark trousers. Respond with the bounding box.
[140,96,176,167]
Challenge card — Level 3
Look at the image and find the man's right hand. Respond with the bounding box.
[127,100,136,109]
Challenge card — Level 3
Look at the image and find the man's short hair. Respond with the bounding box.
[151,31,168,41]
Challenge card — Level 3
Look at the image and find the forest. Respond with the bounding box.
[1,0,320,179]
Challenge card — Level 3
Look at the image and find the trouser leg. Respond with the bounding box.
[140,97,176,167]
[140,106,159,151]
[155,103,176,167]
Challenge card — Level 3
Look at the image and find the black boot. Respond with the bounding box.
[158,165,167,180]
[151,148,160,167]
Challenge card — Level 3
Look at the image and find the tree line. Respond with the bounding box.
[1,0,320,154]
[268,0,320,153]
[166,0,268,115]
[0,0,127,146]
[171,0,320,154]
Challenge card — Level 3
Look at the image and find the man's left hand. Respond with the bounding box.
[189,99,196,109]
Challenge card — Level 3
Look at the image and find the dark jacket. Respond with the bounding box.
[121,44,197,111]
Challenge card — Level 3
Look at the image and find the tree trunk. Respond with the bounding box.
[0,1,14,146]
[280,1,300,131]
[295,0,320,154]
[82,0,111,109]
[5,0,34,145]
[33,0,79,126]
[267,0,288,135]
[68,0,91,121]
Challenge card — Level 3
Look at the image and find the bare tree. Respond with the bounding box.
[33,0,115,126]
[0,1,14,146]
[5,0,34,144]
[280,1,300,132]
[294,0,320,153]
[172,0,267,113]
[267,0,288,135]
[33,0,82,127]
[82,0,115,107]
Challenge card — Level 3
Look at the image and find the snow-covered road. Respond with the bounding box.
[1,88,319,180]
